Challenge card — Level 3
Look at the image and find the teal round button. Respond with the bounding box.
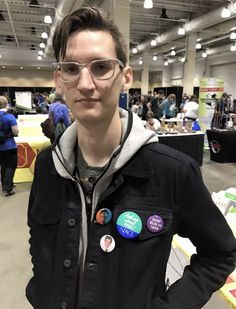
[116,211,142,239]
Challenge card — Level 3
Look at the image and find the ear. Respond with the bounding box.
[53,71,63,94]
[122,66,133,92]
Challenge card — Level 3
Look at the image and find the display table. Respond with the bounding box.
[206,129,236,163]
[157,131,204,165]
[14,136,50,183]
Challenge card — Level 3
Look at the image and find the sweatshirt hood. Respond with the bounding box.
[52,109,158,178]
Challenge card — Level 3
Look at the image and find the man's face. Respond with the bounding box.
[104,238,112,249]
[55,30,132,125]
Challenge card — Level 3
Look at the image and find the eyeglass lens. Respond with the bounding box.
[60,60,116,81]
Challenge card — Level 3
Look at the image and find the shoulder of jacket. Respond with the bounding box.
[140,142,196,169]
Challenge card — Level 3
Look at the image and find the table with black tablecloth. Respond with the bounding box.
[157,132,204,165]
[206,129,236,163]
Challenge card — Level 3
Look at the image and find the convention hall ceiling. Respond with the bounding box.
[0,0,236,69]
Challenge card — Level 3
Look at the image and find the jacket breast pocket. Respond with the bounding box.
[113,204,173,243]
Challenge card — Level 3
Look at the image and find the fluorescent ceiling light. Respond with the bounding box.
[150,39,157,46]
[178,26,185,36]
[221,7,231,18]
[230,32,236,40]
[170,50,176,56]
[41,32,48,39]
[153,55,158,61]
[132,47,138,54]
[144,0,153,9]
[44,15,52,24]
[196,43,202,49]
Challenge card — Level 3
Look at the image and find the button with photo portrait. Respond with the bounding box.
[96,208,112,225]
[100,235,115,253]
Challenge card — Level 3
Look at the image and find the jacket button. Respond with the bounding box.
[64,259,71,268]
[67,218,76,227]
[61,302,67,309]
[88,176,95,183]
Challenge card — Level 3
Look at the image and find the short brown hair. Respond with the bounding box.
[0,96,8,108]
[52,6,127,65]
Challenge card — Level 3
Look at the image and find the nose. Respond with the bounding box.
[76,66,96,93]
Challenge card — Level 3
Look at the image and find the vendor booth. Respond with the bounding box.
[14,114,50,183]
[207,129,236,163]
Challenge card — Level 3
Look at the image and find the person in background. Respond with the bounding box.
[150,90,165,120]
[161,93,177,119]
[145,111,161,131]
[48,92,71,142]
[0,96,19,196]
[183,94,199,121]
[26,6,236,309]
[49,93,71,127]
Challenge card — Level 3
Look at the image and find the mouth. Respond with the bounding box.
[76,98,100,103]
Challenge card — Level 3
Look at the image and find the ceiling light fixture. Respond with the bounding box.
[38,50,43,55]
[150,39,157,46]
[202,50,208,58]
[41,32,48,39]
[143,0,153,9]
[170,49,176,56]
[44,15,52,24]
[230,31,236,40]
[37,55,42,60]
[221,3,231,18]
[132,47,138,54]
[196,42,202,49]
[230,43,236,51]
[153,55,158,61]
[139,59,143,65]
[180,56,186,62]
[39,42,46,48]
[164,60,169,66]
[178,26,185,36]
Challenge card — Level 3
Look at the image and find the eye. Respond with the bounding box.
[91,60,112,75]
[62,63,80,75]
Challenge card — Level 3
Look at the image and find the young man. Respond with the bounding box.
[26,7,236,309]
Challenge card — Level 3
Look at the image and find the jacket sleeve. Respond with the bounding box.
[161,160,236,308]
[25,159,39,308]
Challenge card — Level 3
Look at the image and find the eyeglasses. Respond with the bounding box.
[52,58,125,82]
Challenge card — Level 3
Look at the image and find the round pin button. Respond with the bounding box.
[116,211,142,239]
[100,235,115,253]
[96,208,112,225]
[147,215,164,233]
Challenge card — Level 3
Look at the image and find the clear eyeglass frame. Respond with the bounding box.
[51,58,125,83]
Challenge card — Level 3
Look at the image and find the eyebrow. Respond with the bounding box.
[62,57,112,63]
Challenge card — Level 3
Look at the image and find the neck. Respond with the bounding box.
[77,112,122,167]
